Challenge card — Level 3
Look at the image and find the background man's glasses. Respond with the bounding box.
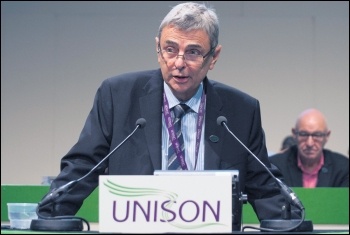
[294,131,329,142]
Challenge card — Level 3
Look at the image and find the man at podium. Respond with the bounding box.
[38,2,299,225]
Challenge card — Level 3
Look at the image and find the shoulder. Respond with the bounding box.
[93,69,162,99]
[206,78,258,106]
[269,146,297,163]
[269,151,288,163]
[209,79,254,98]
[104,69,161,86]
[323,149,349,164]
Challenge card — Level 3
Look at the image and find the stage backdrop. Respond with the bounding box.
[1,1,349,184]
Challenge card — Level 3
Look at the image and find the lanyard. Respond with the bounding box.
[163,91,206,170]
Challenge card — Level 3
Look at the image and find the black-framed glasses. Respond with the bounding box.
[158,44,213,66]
[294,131,329,142]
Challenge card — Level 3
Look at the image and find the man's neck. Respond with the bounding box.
[298,154,324,174]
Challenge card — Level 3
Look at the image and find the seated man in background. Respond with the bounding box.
[269,108,349,187]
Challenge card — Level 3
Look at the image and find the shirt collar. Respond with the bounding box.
[297,153,325,175]
[163,82,203,113]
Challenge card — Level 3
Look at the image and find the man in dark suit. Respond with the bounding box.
[270,108,349,187]
[39,2,299,225]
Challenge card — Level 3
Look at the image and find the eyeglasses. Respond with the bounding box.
[158,45,213,66]
[294,131,329,142]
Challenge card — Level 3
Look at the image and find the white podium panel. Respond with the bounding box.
[99,175,232,233]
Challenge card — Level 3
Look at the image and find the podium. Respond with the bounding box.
[99,170,243,233]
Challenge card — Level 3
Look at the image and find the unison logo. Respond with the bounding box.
[103,179,226,229]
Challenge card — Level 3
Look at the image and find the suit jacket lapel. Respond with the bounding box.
[316,152,332,186]
[203,78,226,170]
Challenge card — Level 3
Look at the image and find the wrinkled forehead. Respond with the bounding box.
[296,115,328,132]
[158,26,211,49]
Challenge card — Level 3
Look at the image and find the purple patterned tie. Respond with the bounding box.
[167,104,190,170]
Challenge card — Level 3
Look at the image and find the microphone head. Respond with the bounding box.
[136,118,146,128]
[217,116,227,126]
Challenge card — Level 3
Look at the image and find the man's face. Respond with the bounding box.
[156,25,221,101]
[293,115,330,162]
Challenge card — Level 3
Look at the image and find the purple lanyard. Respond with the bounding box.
[163,91,206,170]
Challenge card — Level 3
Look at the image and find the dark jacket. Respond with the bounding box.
[269,145,349,187]
[39,69,295,221]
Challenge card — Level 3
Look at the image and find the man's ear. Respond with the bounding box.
[155,37,160,52]
[209,45,222,70]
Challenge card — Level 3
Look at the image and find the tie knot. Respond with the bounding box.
[173,104,190,119]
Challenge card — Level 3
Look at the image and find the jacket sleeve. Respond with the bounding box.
[38,80,114,216]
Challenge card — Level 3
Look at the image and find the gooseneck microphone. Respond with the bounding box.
[216,116,313,232]
[30,118,146,231]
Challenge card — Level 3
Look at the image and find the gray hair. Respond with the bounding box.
[158,2,219,51]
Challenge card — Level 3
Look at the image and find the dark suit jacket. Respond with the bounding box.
[269,145,349,187]
[40,69,293,221]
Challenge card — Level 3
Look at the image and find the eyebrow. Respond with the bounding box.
[163,40,203,50]
[298,131,327,134]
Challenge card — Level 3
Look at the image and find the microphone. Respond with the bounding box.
[30,118,146,231]
[216,116,313,232]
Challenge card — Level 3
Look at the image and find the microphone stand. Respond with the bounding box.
[31,206,88,231]
[259,179,314,232]
[30,118,146,231]
[217,116,313,232]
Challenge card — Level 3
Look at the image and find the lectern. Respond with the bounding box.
[99,172,241,233]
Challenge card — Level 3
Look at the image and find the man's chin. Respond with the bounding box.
[301,153,319,161]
